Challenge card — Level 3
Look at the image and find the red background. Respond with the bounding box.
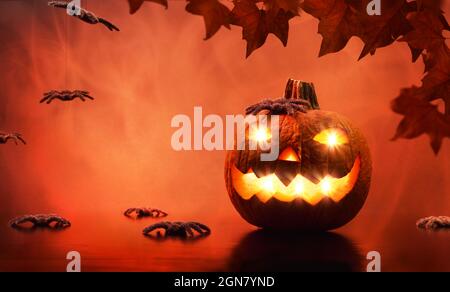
[0,0,449,271]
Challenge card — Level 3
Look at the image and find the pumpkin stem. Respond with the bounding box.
[284,79,320,110]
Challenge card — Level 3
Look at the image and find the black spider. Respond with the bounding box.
[143,221,211,239]
[40,90,94,104]
[0,133,26,145]
[124,208,168,219]
[10,214,71,230]
[245,98,312,116]
[48,1,120,31]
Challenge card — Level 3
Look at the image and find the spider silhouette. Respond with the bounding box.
[143,221,211,239]
[48,1,120,31]
[417,216,450,230]
[0,133,26,145]
[10,214,71,230]
[40,90,94,104]
[245,98,312,115]
[124,208,168,219]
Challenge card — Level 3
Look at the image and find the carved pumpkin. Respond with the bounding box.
[225,79,372,231]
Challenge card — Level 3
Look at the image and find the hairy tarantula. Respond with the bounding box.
[0,133,26,145]
[143,221,211,239]
[245,98,312,115]
[417,216,450,230]
[124,208,168,219]
[48,1,120,31]
[40,90,94,104]
[10,214,71,230]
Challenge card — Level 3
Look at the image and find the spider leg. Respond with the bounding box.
[255,105,272,115]
[246,105,265,115]
[150,209,160,218]
[188,222,211,236]
[99,18,120,32]
[290,99,312,107]
[48,1,68,9]
[124,208,137,217]
[46,96,57,104]
[81,92,94,100]
[5,136,18,145]
[14,134,26,145]
[143,222,169,236]
[245,100,271,115]
[148,209,157,217]
[10,216,36,229]
[291,103,308,113]
[40,94,52,104]
[155,209,168,218]
[47,215,71,229]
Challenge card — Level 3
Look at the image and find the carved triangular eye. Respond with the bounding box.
[278,147,300,162]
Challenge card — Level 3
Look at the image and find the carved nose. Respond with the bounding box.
[252,147,302,186]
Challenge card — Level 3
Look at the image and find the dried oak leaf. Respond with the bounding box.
[231,0,294,57]
[186,0,232,40]
[391,46,450,154]
[128,0,168,14]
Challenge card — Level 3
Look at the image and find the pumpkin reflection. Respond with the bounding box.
[228,230,363,272]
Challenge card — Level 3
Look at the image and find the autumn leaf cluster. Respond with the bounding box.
[128,0,449,153]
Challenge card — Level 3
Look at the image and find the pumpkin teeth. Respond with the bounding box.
[231,157,361,205]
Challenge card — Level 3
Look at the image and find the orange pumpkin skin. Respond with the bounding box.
[224,80,372,231]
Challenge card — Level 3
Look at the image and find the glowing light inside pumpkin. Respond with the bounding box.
[294,181,304,194]
[327,133,338,146]
[320,178,332,195]
[231,157,361,205]
[314,129,349,147]
[251,127,272,142]
[261,176,275,193]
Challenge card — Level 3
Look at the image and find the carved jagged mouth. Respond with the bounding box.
[231,156,361,205]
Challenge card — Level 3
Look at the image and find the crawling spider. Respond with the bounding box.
[143,221,211,239]
[10,214,71,230]
[40,90,94,104]
[0,133,26,145]
[417,216,450,230]
[48,1,120,31]
[245,98,312,115]
[124,208,168,219]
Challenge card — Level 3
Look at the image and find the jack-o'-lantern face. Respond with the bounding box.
[225,80,372,231]
[231,127,360,205]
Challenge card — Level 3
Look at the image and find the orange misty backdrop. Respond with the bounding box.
[0,0,448,271]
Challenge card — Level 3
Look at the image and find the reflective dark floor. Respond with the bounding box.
[0,210,448,272]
